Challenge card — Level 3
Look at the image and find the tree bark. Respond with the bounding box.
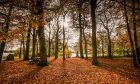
[101,38,104,58]
[107,29,112,59]
[36,0,48,66]
[83,28,88,59]
[24,27,31,60]
[63,15,66,60]
[124,0,139,67]
[78,1,84,58]
[48,23,51,57]
[31,28,36,59]
[22,35,26,59]
[131,0,140,65]
[55,17,59,59]
[90,0,99,66]
[19,38,22,59]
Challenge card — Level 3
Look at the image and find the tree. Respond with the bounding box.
[35,0,48,66]
[78,0,84,58]
[55,17,60,59]
[123,0,139,67]
[0,0,13,63]
[90,0,99,66]
[24,27,31,60]
[31,24,37,59]
[63,14,66,60]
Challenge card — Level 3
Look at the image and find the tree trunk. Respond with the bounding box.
[63,15,66,60]
[131,0,140,65]
[55,17,59,59]
[36,36,39,54]
[83,14,88,59]
[22,35,26,59]
[90,0,99,66]
[19,38,22,59]
[24,27,31,60]
[36,0,48,66]
[124,0,139,67]
[83,28,88,59]
[31,28,36,59]
[76,51,79,57]
[107,29,112,59]
[48,23,51,57]
[0,1,13,63]
[78,2,84,58]
[101,39,104,58]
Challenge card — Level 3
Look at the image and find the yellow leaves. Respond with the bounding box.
[32,22,39,30]
[30,15,45,31]
[35,23,39,30]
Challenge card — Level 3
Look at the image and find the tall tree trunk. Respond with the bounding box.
[76,51,79,57]
[107,29,112,59]
[0,1,13,63]
[55,17,59,59]
[124,0,139,67]
[78,2,84,58]
[36,0,48,66]
[36,36,39,54]
[63,15,66,60]
[19,38,22,59]
[22,35,26,59]
[83,14,88,59]
[48,23,51,57]
[131,0,140,65]
[83,28,88,59]
[90,0,99,66]
[24,27,31,60]
[31,28,36,59]
[101,38,104,58]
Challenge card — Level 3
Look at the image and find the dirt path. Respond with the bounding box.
[0,57,140,84]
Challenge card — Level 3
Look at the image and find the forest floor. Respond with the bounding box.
[0,57,140,84]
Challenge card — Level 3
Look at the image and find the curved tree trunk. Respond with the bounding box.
[124,0,139,67]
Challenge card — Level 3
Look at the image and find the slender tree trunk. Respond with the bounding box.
[36,36,39,54]
[101,39,104,58]
[0,1,13,63]
[78,2,84,58]
[83,14,88,59]
[19,38,22,59]
[131,0,140,64]
[90,0,99,66]
[31,28,36,59]
[63,15,66,60]
[107,29,112,59]
[22,35,26,59]
[55,17,59,59]
[76,51,79,57]
[48,23,51,57]
[83,29,88,59]
[36,0,48,66]
[24,27,31,60]
[124,0,139,67]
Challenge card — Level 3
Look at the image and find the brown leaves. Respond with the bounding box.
[0,58,140,84]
